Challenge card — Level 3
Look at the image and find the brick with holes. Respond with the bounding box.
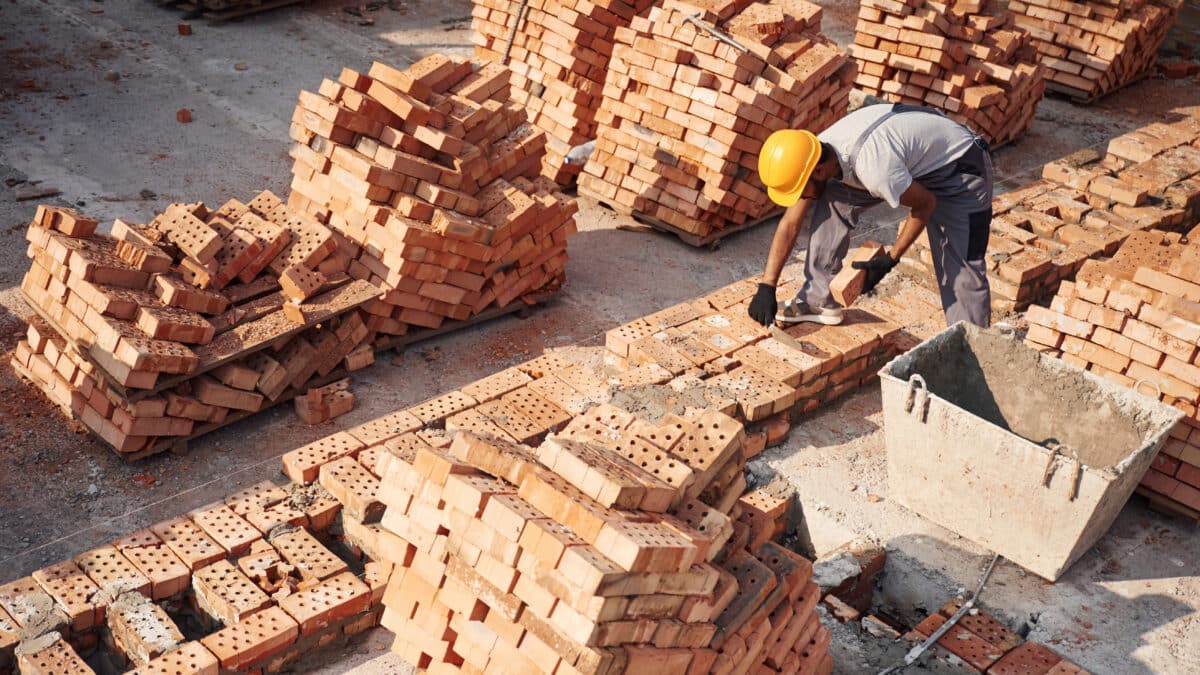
[319,455,385,522]
[129,640,218,675]
[187,502,262,556]
[112,531,191,599]
[149,517,226,571]
[32,561,101,631]
[192,559,271,626]
[268,527,348,585]
[108,590,185,666]
[200,606,298,670]
[282,431,366,483]
[278,571,371,635]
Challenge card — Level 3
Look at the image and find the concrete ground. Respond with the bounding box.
[0,0,1197,672]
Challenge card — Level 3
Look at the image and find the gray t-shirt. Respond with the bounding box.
[818,104,977,208]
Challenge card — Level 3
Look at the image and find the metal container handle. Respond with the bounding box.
[1042,444,1082,502]
[904,374,929,423]
[1134,378,1163,400]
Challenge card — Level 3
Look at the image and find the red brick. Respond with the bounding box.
[187,502,262,556]
[130,641,218,675]
[1177,461,1200,488]
[16,637,93,674]
[200,606,298,670]
[75,546,151,598]
[112,531,192,599]
[988,641,1063,675]
[319,456,385,522]
[108,591,185,666]
[150,517,225,571]
[282,431,366,483]
[269,527,348,585]
[278,571,371,635]
[32,561,101,631]
[192,560,271,625]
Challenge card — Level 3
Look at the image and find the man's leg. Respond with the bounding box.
[925,148,993,327]
[798,181,877,308]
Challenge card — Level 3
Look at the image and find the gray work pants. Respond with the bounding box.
[796,141,994,327]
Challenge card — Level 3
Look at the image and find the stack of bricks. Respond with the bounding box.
[296,378,355,424]
[1011,0,1183,101]
[279,360,833,673]
[905,600,1092,673]
[287,54,578,335]
[471,0,656,185]
[902,105,1200,316]
[12,197,382,457]
[1023,228,1200,520]
[849,0,1046,147]
[603,276,905,420]
[0,476,392,675]
[577,0,855,243]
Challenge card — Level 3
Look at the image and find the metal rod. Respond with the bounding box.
[682,12,748,53]
[502,0,531,65]
[878,553,1002,675]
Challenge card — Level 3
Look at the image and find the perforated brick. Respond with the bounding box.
[595,519,699,574]
[224,481,288,517]
[446,407,518,443]
[989,641,1063,675]
[407,390,478,424]
[281,431,366,483]
[709,366,796,421]
[200,606,298,670]
[461,367,533,403]
[16,637,92,674]
[278,571,371,635]
[188,502,261,556]
[150,517,225,571]
[75,546,151,598]
[346,409,423,446]
[112,531,191,600]
[608,432,695,494]
[527,374,597,415]
[538,436,674,512]
[474,399,544,444]
[674,409,743,480]
[0,576,67,631]
[244,501,309,534]
[192,560,271,625]
[32,561,101,630]
[319,456,384,523]
[515,352,573,379]
[675,500,733,559]
[938,600,1023,652]
[629,415,689,452]
[0,605,17,661]
[108,591,185,666]
[269,527,347,584]
[130,640,218,675]
[606,320,656,358]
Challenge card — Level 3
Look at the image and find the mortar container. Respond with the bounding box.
[879,323,1183,581]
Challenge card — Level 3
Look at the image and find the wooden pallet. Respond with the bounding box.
[166,0,307,21]
[1045,70,1152,105]
[587,197,782,250]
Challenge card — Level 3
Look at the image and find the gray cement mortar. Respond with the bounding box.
[0,0,1199,673]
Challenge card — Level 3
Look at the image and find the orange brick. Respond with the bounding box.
[200,606,298,670]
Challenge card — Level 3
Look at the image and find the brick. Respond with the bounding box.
[112,531,191,599]
[0,576,68,633]
[150,517,226,571]
[192,559,271,625]
[829,242,886,308]
[200,606,298,670]
[269,527,348,585]
[130,641,219,675]
[278,571,371,635]
[988,641,1063,674]
[108,591,185,666]
[319,455,385,522]
[75,546,152,598]
[225,480,288,516]
[282,431,366,483]
[32,561,101,631]
[16,637,93,674]
[279,264,326,303]
[188,502,262,556]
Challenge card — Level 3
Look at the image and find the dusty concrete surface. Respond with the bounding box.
[0,0,1198,673]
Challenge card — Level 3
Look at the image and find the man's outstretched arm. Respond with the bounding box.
[749,200,811,326]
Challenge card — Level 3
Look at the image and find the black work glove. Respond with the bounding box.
[851,254,898,295]
[748,283,777,327]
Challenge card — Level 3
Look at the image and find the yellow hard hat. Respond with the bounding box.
[758,129,821,207]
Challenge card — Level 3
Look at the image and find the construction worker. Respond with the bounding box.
[748,103,993,328]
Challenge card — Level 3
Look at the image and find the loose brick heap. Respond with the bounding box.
[906,600,1092,673]
[902,105,1200,315]
[0,478,389,675]
[288,55,578,334]
[578,0,855,242]
[850,0,1046,147]
[1011,0,1183,101]
[471,0,656,185]
[1024,228,1200,519]
[12,198,380,456]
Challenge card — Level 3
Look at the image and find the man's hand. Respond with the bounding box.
[851,254,897,294]
[748,283,778,326]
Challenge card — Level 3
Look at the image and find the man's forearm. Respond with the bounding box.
[890,211,929,261]
[762,203,807,285]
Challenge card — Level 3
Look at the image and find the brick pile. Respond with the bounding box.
[287,54,578,335]
[902,105,1200,315]
[577,0,855,243]
[11,198,381,457]
[1023,228,1200,519]
[0,478,390,675]
[905,600,1092,673]
[1011,0,1183,101]
[849,0,1046,147]
[471,0,656,185]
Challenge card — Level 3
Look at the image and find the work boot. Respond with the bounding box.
[775,299,843,325]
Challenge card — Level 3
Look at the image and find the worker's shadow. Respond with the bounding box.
[818,525,1197,674]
